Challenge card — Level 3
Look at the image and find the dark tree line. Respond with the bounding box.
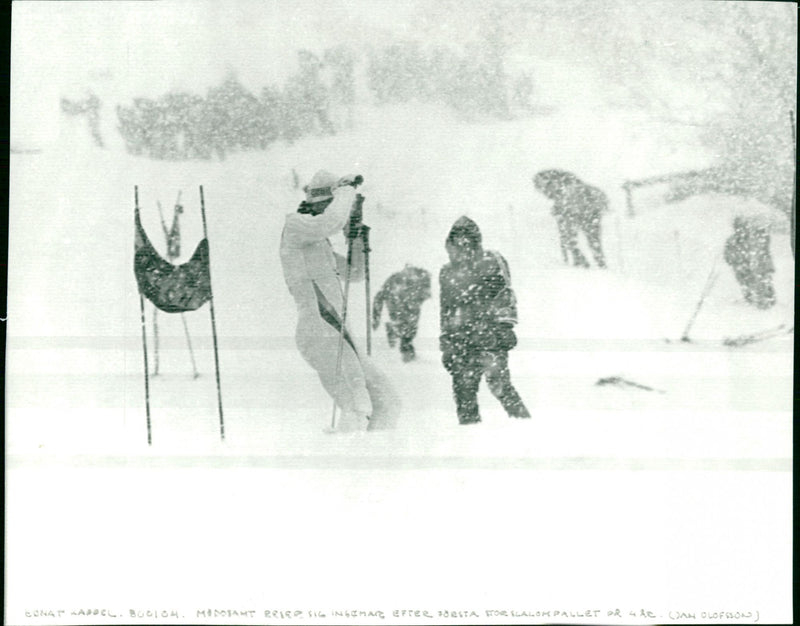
[95,34,538,160]
[116,47,355,161]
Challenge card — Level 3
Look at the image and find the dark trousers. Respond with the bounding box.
[386,306,421,361]
[733,267,776,309]
[556,214,606,268]
[449,350,530,424]
[583,215,606,268]
[399,336,415,361]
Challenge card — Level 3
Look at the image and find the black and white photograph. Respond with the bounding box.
[6,1,795,624]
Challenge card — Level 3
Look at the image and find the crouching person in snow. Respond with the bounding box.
[533,169,608,268]
[372,264,432,362]
[724,216,776,309]
[280,170,401,432]
[439,216,530,425]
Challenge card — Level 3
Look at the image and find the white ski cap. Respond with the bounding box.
[305,169,338,203]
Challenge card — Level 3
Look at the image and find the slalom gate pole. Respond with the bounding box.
[135,186,153,445]
[152,200,169,377]
[181,313,199,378]
[680,256,720,342]
[331,237,355,431]
[157,200,169,239]
[153,308,160,375]
[363,226,372,356]
[199,185,225,441]
[790,110,795,258]
[139,294,153,445]
[614,212,625,273]
[622,182,635,217]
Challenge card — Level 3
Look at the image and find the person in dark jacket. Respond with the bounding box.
[372,264,431,362]
[439,216,530,425]
[533,169,608,268]
[724,216,776,309]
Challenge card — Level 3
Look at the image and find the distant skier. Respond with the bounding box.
[280,170,400,432]
[60,93,104,147]
[724,216,776,309]
[533,169,608,268]
[439,216,530,425]
[372,264,431,362]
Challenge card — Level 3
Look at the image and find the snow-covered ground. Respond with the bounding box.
[6,102,793,460]
[6,100,793,624]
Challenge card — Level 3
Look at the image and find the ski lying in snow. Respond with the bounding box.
[664,336,694,344]
[596,376,665,393]
[723,324,793,347]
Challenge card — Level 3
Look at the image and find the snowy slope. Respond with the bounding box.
[6,97,794,460]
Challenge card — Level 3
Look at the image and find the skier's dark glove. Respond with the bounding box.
[494,323,517,351]
[345,193,366,240]
[346,222,369,241]
[441,350,458,373]
[337,174,364,188]
[440,334,459,372]
[439,334,453,353]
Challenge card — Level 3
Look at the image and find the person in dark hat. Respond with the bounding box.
[533,169,608,268]
[439,216,530,425]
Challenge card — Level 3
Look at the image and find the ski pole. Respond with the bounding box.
[330,234,355,431]
[181,313,199,378]
[167,192,197,377]
[152,199,168,377]
[157,200,169,240]
[363,225,372,355]
[135,185,153,445]
[153,308,160,376]
[681,256,720,342]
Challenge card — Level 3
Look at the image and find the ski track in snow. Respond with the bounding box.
[6,102,794,462]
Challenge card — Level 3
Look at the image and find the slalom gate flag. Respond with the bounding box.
[134,207,212,313]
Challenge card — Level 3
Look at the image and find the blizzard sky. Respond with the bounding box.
[10,0,406,143]
[15,0,796,147]
[11,0,796,158]
[10,0,437,134]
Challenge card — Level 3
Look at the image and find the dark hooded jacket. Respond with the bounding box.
[724,217,775,276]
[439,217,518,358]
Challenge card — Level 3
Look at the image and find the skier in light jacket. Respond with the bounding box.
[280,169,399,432]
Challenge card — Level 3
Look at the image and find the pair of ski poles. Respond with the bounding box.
[330,192,372,431]
[153,191,199,378]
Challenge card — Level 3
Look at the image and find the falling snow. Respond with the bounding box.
[6,1,795,623]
